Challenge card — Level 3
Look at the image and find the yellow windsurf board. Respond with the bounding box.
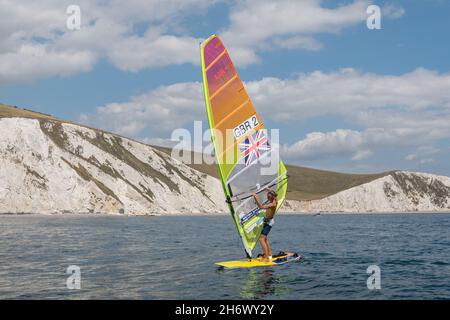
[216,252,301,269]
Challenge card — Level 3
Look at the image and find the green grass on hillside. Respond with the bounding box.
[283,165,389,200]
[0,103,63,121]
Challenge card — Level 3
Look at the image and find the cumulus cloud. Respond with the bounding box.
[405,146,440,165]
[0,0,211,83]
[249,68,450,162]
[80,81,204,136]
[246,68,450,122]
[0,0,406,83]
[245,68,450,159]
[281,128,434,161]
[417,158,434,165]
[273,36,323,51]
[106,34,200,72]
[220,0,404,65]
[382,3,406,19]
[80,67,450,165]
[0,44,96,83]
[351,149,373,161]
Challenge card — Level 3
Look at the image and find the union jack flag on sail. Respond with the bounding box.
[239,130,271,166]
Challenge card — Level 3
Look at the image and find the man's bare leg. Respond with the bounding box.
[264,237,272,258]
[259,235,270,262]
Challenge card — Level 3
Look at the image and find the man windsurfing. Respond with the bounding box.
[252,188,278,262]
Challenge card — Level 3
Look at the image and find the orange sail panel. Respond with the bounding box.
[203,37,263,174]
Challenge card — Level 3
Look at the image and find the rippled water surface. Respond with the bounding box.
[0,213,449,299]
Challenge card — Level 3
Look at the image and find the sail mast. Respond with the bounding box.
[200,35,288,258]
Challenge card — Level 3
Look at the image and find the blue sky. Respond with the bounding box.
[1,0,449,175]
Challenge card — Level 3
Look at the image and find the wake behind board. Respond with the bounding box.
[216,251,301,269]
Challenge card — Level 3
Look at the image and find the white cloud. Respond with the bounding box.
[247,68,450,122]
[273,36,323,51]
[0,0,212,83]
[81,68,450,160]
[220,0,404,65]
[245,69,450,154]
[282,127,431,161]
[0,0,407,83]
[352,149,373,161]
[282,129,362,160]
[80,81,204,136]
[268,67,450,162]
[79,66,449,169]
[74,65,450,171]
[382,3,406,19]
[107,34,200,71]
[0,0,65,50]
[418,158,434,165]
[405,146,440,165]
[0,44,96,84]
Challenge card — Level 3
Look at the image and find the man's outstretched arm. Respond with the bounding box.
[252,193,277,209]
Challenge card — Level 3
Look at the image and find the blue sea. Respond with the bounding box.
[0,213,449,299]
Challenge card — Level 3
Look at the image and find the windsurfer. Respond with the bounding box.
[252,188,278,262]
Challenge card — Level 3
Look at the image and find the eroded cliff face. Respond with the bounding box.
[284,172,450,213]
[388,172,450,208]
[0,117,227,214]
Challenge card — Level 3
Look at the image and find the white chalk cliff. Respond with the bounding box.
[284,172,450,213]
[0,117,226,215]
[0,116,449,214]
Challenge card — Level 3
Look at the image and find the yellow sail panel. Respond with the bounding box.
[201,35,288,258]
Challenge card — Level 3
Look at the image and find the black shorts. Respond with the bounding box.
[261,222,272,236]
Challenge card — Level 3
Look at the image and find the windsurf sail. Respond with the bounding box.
[200,35,288,258]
